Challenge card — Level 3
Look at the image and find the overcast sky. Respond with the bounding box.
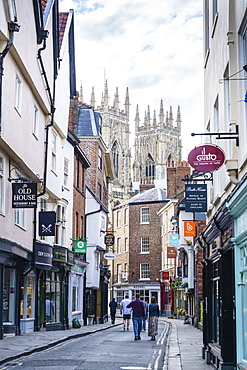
[60,0,204,160]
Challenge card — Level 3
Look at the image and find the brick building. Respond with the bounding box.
[112,187,169,306]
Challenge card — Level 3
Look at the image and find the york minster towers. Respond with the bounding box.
[83,80,182,203]
[89,80,132,206]
[133,101,182,190]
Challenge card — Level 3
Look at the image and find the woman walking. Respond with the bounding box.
[148,296,159,341]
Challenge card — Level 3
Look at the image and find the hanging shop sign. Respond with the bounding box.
[74,240,87,253]
[53,245,67,264]
[185,184,207,212]
[169,234,179,245]
[188,144,225,172]
[12,182,37,208]
[161,271,169,281]
[38,211,56,236]
[35,241,53,270]
[167,246,177,258]
[104,233,115,246]
[184,221,196,237]
[104,252,116,260]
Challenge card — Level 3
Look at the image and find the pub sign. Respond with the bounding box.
[12,182,37,208]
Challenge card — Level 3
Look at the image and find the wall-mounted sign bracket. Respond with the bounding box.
[183,171,213,184]
[191,125,239,146]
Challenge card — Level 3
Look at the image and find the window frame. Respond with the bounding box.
[140,207,150,224]
[140,263,150,280]
[141,236,150,254]
[0,155,5,215]
[15,72,22,114]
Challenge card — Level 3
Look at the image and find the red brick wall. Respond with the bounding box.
[167,163,191,200]
[128,202,163,283]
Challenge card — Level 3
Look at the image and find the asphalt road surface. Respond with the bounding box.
[0,321,169,370]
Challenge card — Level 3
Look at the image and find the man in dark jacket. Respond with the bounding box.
[127,293,145,340]
[109,298,118,324]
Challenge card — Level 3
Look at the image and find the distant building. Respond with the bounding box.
[112,186,169,307]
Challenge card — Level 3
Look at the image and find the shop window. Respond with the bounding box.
[20,275,34,319]
[3,268,16,324]
[183,253,188,277]
[211,279,220,343]
[72,274,81,312]
[241,271,247,360]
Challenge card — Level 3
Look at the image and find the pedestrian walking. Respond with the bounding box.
[109,297,118,324]
[120,294,132,330]
[148,296,159,341]
[140,296,148,331]
[127,293,145,340]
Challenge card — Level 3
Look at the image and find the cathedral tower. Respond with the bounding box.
[133,101,182,191]
[94,81,132,206]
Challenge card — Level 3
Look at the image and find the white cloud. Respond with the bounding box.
[60,0,204,159]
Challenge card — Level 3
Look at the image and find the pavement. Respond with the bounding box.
[0,317,214,369]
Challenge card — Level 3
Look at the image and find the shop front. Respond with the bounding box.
[0,238,33,339]
[227,174,247,370]
[199,202,236,370]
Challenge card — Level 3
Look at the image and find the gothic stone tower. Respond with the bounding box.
[90,80,132,206]
[133,100,182,190]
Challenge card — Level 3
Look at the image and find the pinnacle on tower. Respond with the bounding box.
[165,111,169,124]
[124,87,130,118]
[103,79,109,105]
[113,87,120,109]
[159,99,164,124]
[135,104,140,132]
[79,81,83,101]
[176,105,182,130]
[153,110,157,126]
[147,105,151,126]
[169,106,174,126]
[90,86,96,108]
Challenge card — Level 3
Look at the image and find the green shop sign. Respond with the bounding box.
[74,240,87,253]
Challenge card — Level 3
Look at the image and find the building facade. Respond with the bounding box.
[133,102,182,190]
[199,1,247,368]
[112,187,169,307]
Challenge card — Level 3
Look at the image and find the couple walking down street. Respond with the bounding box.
[123,293,159,341]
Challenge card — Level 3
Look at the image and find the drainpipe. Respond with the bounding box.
[0,22,20,136]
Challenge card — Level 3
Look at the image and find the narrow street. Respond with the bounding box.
[0,321,168,370]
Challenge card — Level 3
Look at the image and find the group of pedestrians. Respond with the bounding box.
[109,293,159,341]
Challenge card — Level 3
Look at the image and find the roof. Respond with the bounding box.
[76,107,101,137]
[128,187,167,205]
[58,12,69,50]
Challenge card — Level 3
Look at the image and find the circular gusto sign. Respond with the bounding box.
[188,144,225,172]
[104,252,116,260]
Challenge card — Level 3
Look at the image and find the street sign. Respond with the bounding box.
[104,233,115,246]
[74,240,87,253]
[185,184,207,212]
[167,246,177,258]
[104,252,116,260]
[12,182,37,208]
[188,144,225,172]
